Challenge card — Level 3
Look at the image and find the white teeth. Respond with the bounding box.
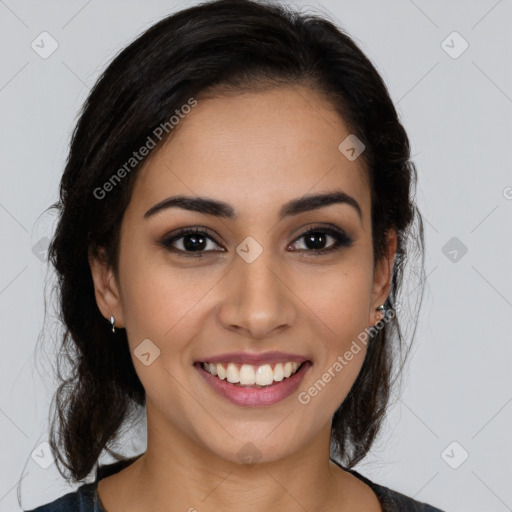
[273,363,284,382]
[255,364,273,386]
[217,363,227,380]
[226,363,239,384]
[202,361,303,385]
[239,364,256,385]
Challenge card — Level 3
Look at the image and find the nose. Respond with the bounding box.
[217,251,297,339]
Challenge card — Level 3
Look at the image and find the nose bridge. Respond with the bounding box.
[219,244,295,337]
[239,249,280,299]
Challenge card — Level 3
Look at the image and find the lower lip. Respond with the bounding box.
[195,361,312,407]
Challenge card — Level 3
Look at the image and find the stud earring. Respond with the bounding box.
[110,315,116,333]
[375,304,386,324]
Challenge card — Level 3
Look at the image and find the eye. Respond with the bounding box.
[160,227,224,257]
[288,225,353,255]
[160,224,353,258]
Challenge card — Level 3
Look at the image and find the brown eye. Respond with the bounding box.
[288,226,353,255]
[160,228,224,257]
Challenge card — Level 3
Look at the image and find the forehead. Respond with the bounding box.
[129,85,370,221]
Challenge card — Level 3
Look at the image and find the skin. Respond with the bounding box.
[89,85,396,512]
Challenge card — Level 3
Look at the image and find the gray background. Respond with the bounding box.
[1,1,511,511]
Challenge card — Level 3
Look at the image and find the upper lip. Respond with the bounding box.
[196,351,311,365]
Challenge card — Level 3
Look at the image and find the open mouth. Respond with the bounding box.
[200,361,305,388]
[195,360,312,407]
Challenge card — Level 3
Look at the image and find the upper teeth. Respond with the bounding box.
[203,362,301,386]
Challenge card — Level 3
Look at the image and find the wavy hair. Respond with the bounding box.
[29,0,424,484]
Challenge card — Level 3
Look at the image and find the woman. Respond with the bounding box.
[23,0,444,510]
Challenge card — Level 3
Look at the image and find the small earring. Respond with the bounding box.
[110,315,116,333]
[375,304,386,324]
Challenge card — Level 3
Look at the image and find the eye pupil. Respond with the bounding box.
[183,234,207,251]
[305,232,326,250]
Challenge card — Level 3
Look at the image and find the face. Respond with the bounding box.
[90,85,395,465]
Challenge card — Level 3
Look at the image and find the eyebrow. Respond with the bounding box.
[143,190,362,221]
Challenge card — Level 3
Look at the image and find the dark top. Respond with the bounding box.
[25,455,445,511]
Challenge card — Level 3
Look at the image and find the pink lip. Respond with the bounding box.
[195,351,310,365]
[195,360,312,407]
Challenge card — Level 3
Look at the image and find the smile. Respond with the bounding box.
[202,361,302,387]
[195,360,312,407]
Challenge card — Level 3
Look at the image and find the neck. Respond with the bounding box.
[118,407,347,512]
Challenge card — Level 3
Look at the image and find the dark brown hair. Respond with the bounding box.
[33,0,424,484]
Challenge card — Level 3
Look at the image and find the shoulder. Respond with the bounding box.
[23,482,98,512]
[24,456,142,512]
[353,471,445,512]
[332,460,445,512]
[376,483,446,511]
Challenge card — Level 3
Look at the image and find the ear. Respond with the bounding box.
[369,229,397,325]
[88,248,125,328]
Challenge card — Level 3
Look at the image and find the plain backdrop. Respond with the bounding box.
[1,1,511,511]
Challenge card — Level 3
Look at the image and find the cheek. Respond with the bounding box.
[299,327,369,422]
[294,259,373,336]
[293,259,372,405]
[118,243,216,337]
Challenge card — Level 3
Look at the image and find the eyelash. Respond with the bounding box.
[159,224,353,258]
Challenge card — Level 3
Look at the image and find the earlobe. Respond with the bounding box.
[88,249,124,328]
[369,230,397,324]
